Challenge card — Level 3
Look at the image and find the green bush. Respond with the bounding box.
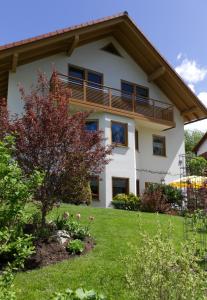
[0,136,43,299]
[124,224,207,300]
[112,193,140,211]
[52,287,106,300]
[66,239,84,255]
[141,183,183,213]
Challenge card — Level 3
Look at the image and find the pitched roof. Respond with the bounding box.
[0,11,207,124]
[193,132,207,153]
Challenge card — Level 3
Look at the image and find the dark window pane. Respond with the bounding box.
[136,86,149,98]
[121,82,134,95]
[111,122,127,146]
[90,177,99,201]
[136,179,140,196]
[88,72,102,88]
[69,66,84,84]
[135,129,139,151]
[112,178,129,197]
[85,120,98,131]
[153,136,166,156]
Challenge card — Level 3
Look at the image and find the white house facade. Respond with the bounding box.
[1,12,207,207]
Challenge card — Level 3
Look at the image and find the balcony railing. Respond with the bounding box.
[57,73,174,124]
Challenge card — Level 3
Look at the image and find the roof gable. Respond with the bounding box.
[0,11,207,124]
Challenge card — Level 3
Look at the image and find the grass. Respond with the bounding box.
[14,205,184,300]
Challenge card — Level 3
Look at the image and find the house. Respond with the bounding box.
[193,132,207,159]
[0,12,207,207]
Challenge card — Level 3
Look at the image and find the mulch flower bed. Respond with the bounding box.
[24,236,94,269]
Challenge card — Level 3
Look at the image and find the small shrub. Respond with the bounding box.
[124,224,207,300]
[66,239,84,255]
[141,185,169,213]
[52,287,106,300]
[54,213,92,240]
[112,193,140,211]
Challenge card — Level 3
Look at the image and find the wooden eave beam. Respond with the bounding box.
[148,66,166,82]
[11,53,18,73]
[66,35,79,57]
[181,106,197,116]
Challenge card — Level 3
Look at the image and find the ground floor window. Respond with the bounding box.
[111,121,128,146]
[112,177,129,197]
[85,120,98,131]
[90,176,99,201]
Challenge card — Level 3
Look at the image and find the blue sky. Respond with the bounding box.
[1,0,207,131]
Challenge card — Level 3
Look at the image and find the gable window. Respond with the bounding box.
[111,121,128,146]
[153,135,166,156]
[101,42,122,57]
[135,129,139,151]
[112,177,129,197]
[85,120,98,131]
[90,176,99,201]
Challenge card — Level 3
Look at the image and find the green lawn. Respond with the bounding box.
[14,205,184,300]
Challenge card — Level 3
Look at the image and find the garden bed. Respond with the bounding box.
[25,236,94,269]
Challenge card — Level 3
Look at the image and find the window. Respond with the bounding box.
[101,42,122,57]
[136,85,149,98]
[135,129,139,151]
[90,176,99,201]
[111,121,128,146]
[121,80,149,104]
[136,179,140,196]
[68,65,103,88]
[112,177,129,197]
[87,71,102,88]
[69,66,84,84]
[85,120,98,131]
[153,135,166,156]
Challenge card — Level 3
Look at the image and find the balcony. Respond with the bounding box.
[57,73,174,128]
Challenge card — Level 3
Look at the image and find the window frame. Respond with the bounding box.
[85,119,99,131]
[68,64,104,87]
[111,121,128,147]
[90,176,99,201]
[152,135,166,157]
[112,177,129,198]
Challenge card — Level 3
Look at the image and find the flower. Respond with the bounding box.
[89,216,95,221]
[63,212,69,220]
[76,213,81,220]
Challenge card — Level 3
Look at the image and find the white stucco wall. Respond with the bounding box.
[7,36,185,207]
[197,140,207,156]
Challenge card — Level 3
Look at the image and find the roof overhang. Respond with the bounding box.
[0,12,207,124]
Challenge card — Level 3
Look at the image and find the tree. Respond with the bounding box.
[185,129,204,154]
[1,72,112,226]
[188,156,207,176]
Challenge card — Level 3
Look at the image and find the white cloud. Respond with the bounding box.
[197,92,207,107]
[184,92,207,132]
[188,84,195,93]
[175,58,207,84]
[177,52,183,60]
